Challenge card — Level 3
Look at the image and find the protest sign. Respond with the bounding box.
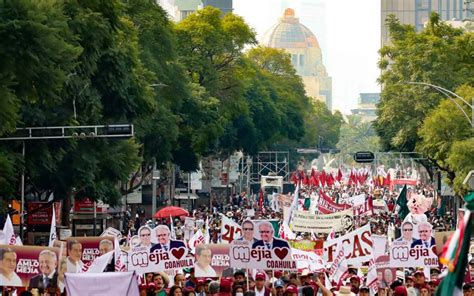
[184,218,196,241]
[288,240,324,256]
[101,227,122,239]
[323,224,373,267]
[194,244,230,278]
[291,248,324,272]
[229,240,295,270]
[66,237,114,269]
[327,242,348,285]
[292,209,353,233]
[371,235,388,260]
[353,197,373,216]
[0,244,60,287]
[229,220,295,270]
[317,191,350,214]
[375,255,397,288]
[127,246,193,274]
[220,214,242,243]
[389,241,439,268]
[340,193,365,207]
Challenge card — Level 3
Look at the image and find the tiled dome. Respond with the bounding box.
[261,8,320,49]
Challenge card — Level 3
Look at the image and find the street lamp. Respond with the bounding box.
[404,81,473,129]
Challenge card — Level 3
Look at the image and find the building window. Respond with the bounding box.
[299,55,304,67]
[291,54,298,66]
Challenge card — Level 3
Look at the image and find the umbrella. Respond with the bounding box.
[154,206,189,218]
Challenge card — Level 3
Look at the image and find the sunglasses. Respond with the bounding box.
[140,233,151,237]
[403,229,413,232]
[260,231,271,234]
[243,228,253,231]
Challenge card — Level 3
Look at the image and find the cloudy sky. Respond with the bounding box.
[233,0,381,114]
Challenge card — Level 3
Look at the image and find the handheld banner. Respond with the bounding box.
[127,246,193,274]
[0,245,60,288]
[292,209,353,233]
[194,244,230,278]
[323,224,373,267]
[66,237,114,272]
[389,241,438,268]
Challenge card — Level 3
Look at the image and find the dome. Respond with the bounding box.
[261,9,320,49]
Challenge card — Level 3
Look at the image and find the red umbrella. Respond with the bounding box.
[153,206,189,218]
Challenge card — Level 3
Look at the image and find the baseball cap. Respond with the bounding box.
[255,272,266,280]
[274,280,284,288]
[274,270,283,278]
[413,270,425,277]
[393,286,408,296]
[197,279,206,286]
[286,284,298,294]
[350,275,360,282]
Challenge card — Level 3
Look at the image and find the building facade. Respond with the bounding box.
[158,0,233,22]
[382,0,473,46]
[350,93,380,122]
[261,8,333,110]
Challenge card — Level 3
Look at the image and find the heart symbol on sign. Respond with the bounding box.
[274,247,289,260]
[171,247,186,260]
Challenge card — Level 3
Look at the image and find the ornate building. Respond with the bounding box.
[262,8,332,110]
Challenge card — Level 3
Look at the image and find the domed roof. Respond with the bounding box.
[261,8,320,49]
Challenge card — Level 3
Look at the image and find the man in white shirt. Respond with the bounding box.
[0,247,22,286]
[66,239,84,273]
[194,244,216,277]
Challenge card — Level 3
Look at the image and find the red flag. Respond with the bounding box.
[311,168,316,177]
[336,168,342,182]
[384,173,391,186]
[258,189,264,211]
[320,170,327,187]
[327,173,335,186]
[291,172,298,185]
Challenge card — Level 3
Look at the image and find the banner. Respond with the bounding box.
[84,251,114,273]
[371,235,388,260]
[353,197,373,216]
[292,209,354,233]
[183,217,196,241]
[340,193,365,206]
[229,240,295,270]
[317,191,350,214]
[288,239,324,256]
[375,255,397,288]
[327,242,348,285]
[323,224,373,267]
[389,241,439,268]
[194,244,230,278]
[66,237,114,271]
[127,247,193,274]
[101,227,122,239]
[64,271,140,296]
[229,220,295,270]
[0,244,60,287]
[291,248,324,272]
[220,214,242,243]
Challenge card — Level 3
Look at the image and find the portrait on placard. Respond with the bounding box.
[395,221,416,244]
[0,245,60,288]
[134,225,156,251]
[434,231,454,256]
[238,220,257,244]
[194,244,230,278]
[252,220,290,249]
[151,225,186,253]
[66,237,114,273]
[410,221,436,252]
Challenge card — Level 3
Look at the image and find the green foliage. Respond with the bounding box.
[301,101,344,149]
[375,13,473,152]
[374,12,474,193]
[337,115,380,164]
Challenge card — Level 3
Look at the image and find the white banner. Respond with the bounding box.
[229,240,296,270]
[101,227,122,239]
[341,193,365,206]
[48,209,57,247]
[65,271,140,296]
[84,251,114,273]
[291,248,324,272]
[292,209,354,233]
[220,214,242,243]
[324,224,373,267]
[2,215,16,245]
[188,229,204,253]
[389,241,439,268]
[127,249,193,274]
[372,235,388,260]
[327,242,348,284]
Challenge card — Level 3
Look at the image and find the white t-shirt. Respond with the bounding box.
[67,257,84,273]
[0,272,22,286]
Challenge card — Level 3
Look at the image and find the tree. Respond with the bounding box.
[337,115,381,165]
[374,12,474,182]
[417,85,474,194]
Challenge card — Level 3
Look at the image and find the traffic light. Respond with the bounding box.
[353,151,375,163]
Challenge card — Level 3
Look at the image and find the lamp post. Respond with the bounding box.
[405,81,473,129]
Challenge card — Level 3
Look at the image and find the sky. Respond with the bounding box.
[233,0,381,115]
